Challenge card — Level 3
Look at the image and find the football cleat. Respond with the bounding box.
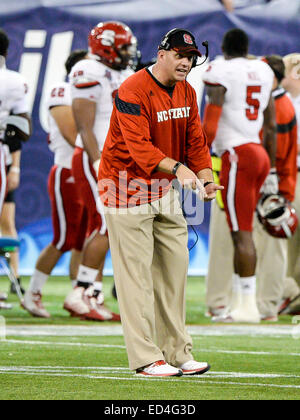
[260,314,278,322]
[136,360,183,377]
[0,301,12,310]
[205,306,227,318]
[21,291,50,318]
[64,286,121,322]
[212,308,261,324]
[278,294,300,315]
[10,278,25,295]
[63,287,90,317]
[0,292,8,301]
[82,288,121,322]
[179,360,211,375]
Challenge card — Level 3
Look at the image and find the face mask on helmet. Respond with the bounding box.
[257,194,298,239]
[88,21,136,70]
[118,36,138,70]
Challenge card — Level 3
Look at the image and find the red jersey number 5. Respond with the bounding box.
[246,85,261,121]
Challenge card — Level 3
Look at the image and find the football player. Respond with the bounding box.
[21,50,89,318]
[63,21,137,321]
[0,28,31,302]
[202,29,277,323]
[205,55,298,322]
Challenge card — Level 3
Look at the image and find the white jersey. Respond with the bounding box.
[202,57,274,156]
[0,59,29,164]
[70,58,133,151]
[46,82,74,169]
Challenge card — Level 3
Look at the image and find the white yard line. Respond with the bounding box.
[4,339,126,349]
[4,338,300,358]
[0,367,299,390]
[4,324,298,338]
[1,366,300,380]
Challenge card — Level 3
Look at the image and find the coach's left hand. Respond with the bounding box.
[204,182,224,202]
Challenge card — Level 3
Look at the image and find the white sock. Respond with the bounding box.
[77,265,98,285]
[230,273,241,311]
[232,273,241,294]
[29,269,49,293]
[240,276,256,296]
[94,281,103,292]
[94,282,104,304]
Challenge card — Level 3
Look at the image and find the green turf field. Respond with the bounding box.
[0,276,300,400]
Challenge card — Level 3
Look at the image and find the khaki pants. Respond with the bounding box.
[105,188,193,371]
[205,202,233,310]
[283,176,300,299]
[254,217,287,317]
[206,203,288,317]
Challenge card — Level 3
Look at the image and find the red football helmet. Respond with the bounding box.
[257,194,298,239]
[88,21,137,70]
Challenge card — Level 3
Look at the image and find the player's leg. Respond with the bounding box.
[105,204,165,371]
[287,177,300,283]
[69,249,82,287]
[151,188,210,375]
[219,144,270,323]
[65,148,114,321]
[280,177,300,314]
[22,166,73,318]
[205,200,233,317]
[254,214,287,321]
[0,199,24,294]
[0,147,7,300]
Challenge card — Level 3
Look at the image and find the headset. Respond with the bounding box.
[158,28,209,68]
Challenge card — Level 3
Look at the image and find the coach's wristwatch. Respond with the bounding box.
[172,161,182,175]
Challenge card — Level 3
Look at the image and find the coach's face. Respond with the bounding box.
[158,49,194,86]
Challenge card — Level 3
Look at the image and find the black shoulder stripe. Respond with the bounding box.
[115,92,140,116]
[277,116,297,134]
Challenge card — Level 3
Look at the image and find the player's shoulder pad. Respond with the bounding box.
[202,58,227,86]
[70,58,103,89]
[255,59,275,80]
[47,81,71,107]
[5,69,28,95]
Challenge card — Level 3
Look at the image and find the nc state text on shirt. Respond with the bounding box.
[157,107,191,122]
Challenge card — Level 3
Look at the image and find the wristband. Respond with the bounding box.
[204,181,213,187]
[172,162,182,175]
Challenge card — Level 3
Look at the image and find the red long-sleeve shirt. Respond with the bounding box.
[99,68,212,207]
[274,89,298,202]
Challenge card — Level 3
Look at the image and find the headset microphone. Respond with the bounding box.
[196,41,209,67]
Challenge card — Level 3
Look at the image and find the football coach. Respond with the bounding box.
[98,28,222,377]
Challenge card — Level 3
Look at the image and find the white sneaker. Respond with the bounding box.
[63,287,90,317]
[205,306,228,318]
[0,292,8,301]
[84,287,121,322]
[136,360,183,377]
[213,308,261,323]
[0,301,12,310]
[180,360,211,375]
[21,291,50,318]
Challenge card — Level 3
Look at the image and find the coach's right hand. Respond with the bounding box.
[176,165,208,200]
